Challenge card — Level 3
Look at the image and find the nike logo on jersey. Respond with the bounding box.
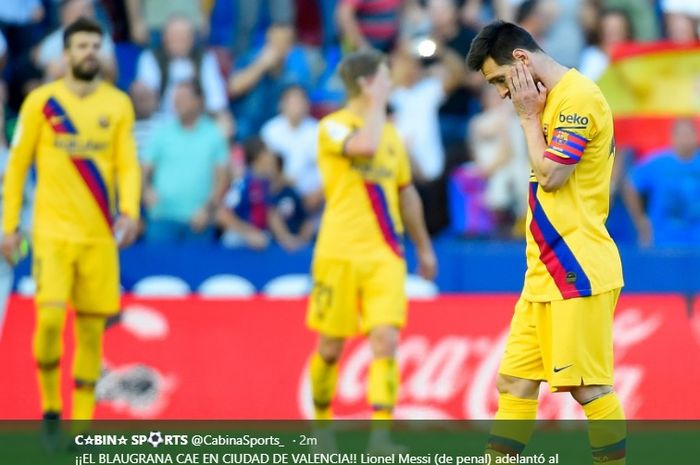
[553,364,574,373]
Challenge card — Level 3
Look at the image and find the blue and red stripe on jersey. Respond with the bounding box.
[71,158,113,228]
[545,128,588,165]
[345,0,400,41]
[364,182,403,258]
[528,182,592,298]
[42,97,78,134]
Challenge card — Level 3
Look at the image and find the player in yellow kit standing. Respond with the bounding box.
[0,18,141,426]
[467,22,625,464]
[306,49,436,439]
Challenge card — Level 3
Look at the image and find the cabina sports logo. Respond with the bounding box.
[558,113,589,126]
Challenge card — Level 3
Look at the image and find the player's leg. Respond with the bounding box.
[486,298,543,457]
[71,241,121,420]
[360,256,406,421]
[306,258,358,419]
[310,335,345,420]
[366,324,400,421]
[32,238,74,420]
[549,290,626,464]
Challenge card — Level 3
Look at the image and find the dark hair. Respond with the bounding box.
[63,17,103,49]
[515,0,539,24]
[243,136,268,167]
[596,8,634,44]
[466,21,543,71]
[338,49,385,98]
[175,79,204,99]
[273,153,285,173]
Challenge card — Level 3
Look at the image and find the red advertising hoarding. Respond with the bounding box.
[0,295,697,420]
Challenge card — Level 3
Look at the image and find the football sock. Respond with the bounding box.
[34,305,66,415]
[309,352,338,420]
[72,315,106,420]
[583,392,626,464]
[486,393,538,457]
[367,358,399,421]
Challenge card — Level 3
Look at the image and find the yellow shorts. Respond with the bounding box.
[499,288,621,392]
[33,237,120,315]
[306,255,407,338]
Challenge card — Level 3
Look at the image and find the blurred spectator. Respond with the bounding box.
[428,0,480,147]
[100,0,149,45]
[664,9,700,44]
[228,23,312,141]
[390,41,465,234]
[468,85,529,236]
[579,8,633,81]
[390,42,464,183]
[544,0,585,68]
[267,154,315,251]
[0,0,45,72]
[129,81,159,160]
[260,85,322,212]
[135,15,233,136]
[601,0,660,41]
[232,0,296,56]
[623,119,700,248]
[35,0,117,81]
[336,0,401,52]
[137,0,208,45]
[142,80,229,243]
[218,138,275,250]
[515,0,557,44]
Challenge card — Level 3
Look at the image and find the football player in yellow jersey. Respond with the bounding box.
[306,50,436,432]
[0,18,141,429]
[467,22,626,464]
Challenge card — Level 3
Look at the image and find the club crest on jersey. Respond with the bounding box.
[99,115,110,128]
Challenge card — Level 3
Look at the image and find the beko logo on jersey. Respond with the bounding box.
[558,113,589,125]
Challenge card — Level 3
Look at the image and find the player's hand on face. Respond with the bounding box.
[114,215,138,248]
[361,63,392,106]
[0,232,22,264]
[416,245,437,281]
[507,62,547,121]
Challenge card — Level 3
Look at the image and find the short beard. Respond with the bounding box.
[72,64,100,82]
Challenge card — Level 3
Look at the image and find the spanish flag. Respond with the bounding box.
[597,42,700,155]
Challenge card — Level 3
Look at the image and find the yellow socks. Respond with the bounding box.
[71,315,106,420]
[34,305,67,416]
[583,392,626,464]
[309,353,338,420]
[367,358,399,420]
[487,393,538,457]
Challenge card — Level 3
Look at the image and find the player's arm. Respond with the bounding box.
[399,184,437,280]
[508,63,576,192]
[336,0,370,51]
[113,98,142,247]
[343,63,392,157]
[1,93,41,262]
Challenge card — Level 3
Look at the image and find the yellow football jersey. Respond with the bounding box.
[2,80,141,242]
[314,108,411,261]
[523,69,623,301]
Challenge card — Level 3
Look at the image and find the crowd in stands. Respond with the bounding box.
[0,0,698,251]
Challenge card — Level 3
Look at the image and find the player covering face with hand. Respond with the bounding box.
[306,49,436,443]
[467,21,625,465]
[0,17,140,434]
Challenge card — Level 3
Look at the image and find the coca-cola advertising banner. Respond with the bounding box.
[0,295,698,420]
